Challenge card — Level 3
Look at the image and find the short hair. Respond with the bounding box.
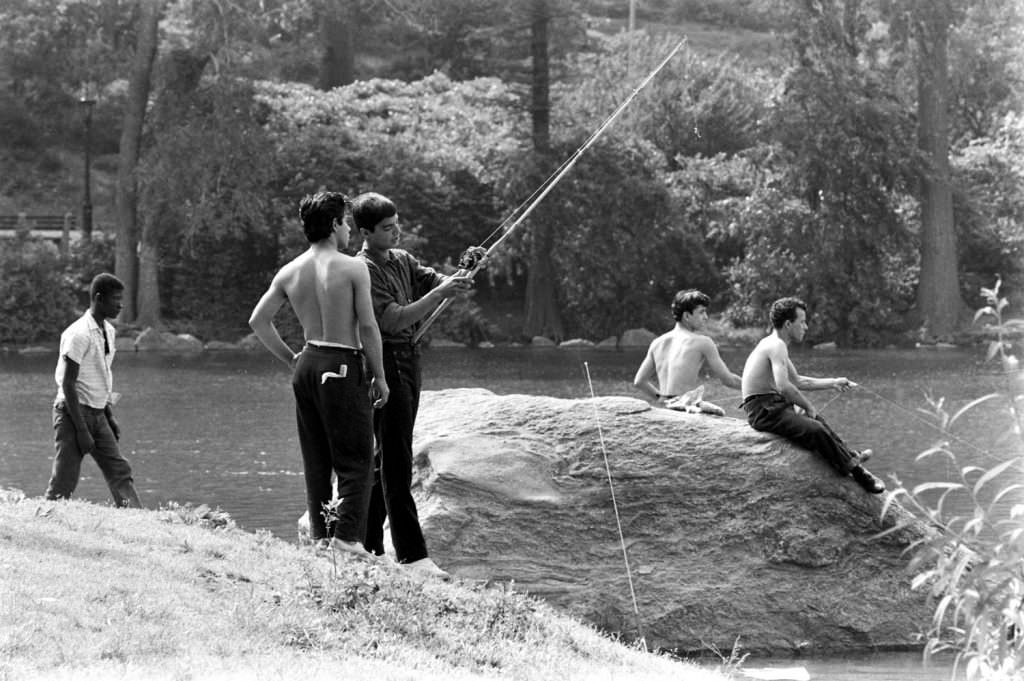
[671,289,710,321]
[349,192,397,232]
[769,297,807,329]
[299,191,349,243]
[90,273,124,300]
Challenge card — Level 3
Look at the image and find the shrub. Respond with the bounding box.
[0,236,78,344]
[878,280,1023,680]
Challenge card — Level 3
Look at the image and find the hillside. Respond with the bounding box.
[0,492,725,681]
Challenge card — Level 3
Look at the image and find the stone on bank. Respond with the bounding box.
[411,388,931,655]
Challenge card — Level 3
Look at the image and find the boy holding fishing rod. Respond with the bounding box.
[740,297,885,494]
[352,191,473,579]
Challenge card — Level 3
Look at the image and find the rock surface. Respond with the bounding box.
[412,388,931,655]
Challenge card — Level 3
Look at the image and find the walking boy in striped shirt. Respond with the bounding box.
[46,273,142,508]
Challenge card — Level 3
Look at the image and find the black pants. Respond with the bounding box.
[364,342,428,563]
[292,344,374,542]
[741,393,858,474]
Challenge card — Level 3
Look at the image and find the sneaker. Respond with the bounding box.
[851,465,885,494]
[405,557,452,581]
[327,538,376,561]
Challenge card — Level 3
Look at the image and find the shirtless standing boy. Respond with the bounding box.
[740,296,884,494]
[634,289,741,414]
[249,191,389,555]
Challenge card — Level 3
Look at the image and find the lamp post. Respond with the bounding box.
[79,84,96,243]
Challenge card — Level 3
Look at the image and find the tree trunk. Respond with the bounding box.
[135,49,209,328]
[135,236,162,328]
[522,0,564,341]
[115,0,162,322]
[319,0,356,89]
[912,0,965,339]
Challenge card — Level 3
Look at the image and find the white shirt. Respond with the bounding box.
[54,312,116,409]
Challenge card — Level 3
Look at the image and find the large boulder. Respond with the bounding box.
[413,388,931,655]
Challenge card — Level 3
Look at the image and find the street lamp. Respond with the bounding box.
[78,83,96,243]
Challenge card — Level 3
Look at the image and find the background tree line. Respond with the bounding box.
[0,0,1021,346]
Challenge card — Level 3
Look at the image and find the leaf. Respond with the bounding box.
[949,393,1000,428]
[911,570,937,590]
[987,484,1024,514]
[986,341,1001,361]
[912,481,964,495]
[973,306,996,322]
[973,458,1022,498]
[915,446,953,463]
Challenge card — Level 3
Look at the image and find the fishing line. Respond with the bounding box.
[582,361,647,651]
[818,381,1011,460]
[853,382,1006,459]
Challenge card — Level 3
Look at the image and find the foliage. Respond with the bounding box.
[0,0,135,150]
[953,113,1024,306]
[64,232,118,308]
[664,152,763,303]
[724,186,918,346]
[948,0,1024,144]
[556,34,770,166]
[136,78,280,338]
[878,280,1024,681]
[0,235,78,344]
[498,134,715,339]
[256,74,525,267]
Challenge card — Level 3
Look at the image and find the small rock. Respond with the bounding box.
[559,338,595,349]
[618,328,656,348]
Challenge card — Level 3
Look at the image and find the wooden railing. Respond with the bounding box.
[0,214,109,254]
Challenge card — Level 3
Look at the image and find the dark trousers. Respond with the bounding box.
[47,402,141,508]
[292,344,374,542]
[742,393,858,474]
[364,342,428,563]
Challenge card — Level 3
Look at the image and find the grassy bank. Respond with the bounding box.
[0,493,726,681]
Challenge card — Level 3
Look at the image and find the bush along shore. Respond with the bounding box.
[0,491,726,681]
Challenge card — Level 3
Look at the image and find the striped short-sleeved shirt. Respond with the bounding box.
[54,312,115,409]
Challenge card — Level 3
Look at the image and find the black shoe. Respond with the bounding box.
[851,465,885,494]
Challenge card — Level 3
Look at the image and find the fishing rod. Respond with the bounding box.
[582,361,647,651]
[411,37,688,344]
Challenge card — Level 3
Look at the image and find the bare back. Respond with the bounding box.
[646,329,709,396]
[276,248,363,346]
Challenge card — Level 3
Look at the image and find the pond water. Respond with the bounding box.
[1,345,1018,681]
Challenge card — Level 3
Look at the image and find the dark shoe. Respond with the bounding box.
[851,465,885,494]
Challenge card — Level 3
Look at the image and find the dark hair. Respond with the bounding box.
[671,289,710,321]
[769,297,807,329]
[299,191,349,243]
[90,273,124,300]
[349,192,397,232]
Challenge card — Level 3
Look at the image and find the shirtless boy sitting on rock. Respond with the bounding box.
[740,296,884,494]
[633,289,741,415]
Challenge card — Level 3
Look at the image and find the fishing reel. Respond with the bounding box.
[457,246,488,272]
